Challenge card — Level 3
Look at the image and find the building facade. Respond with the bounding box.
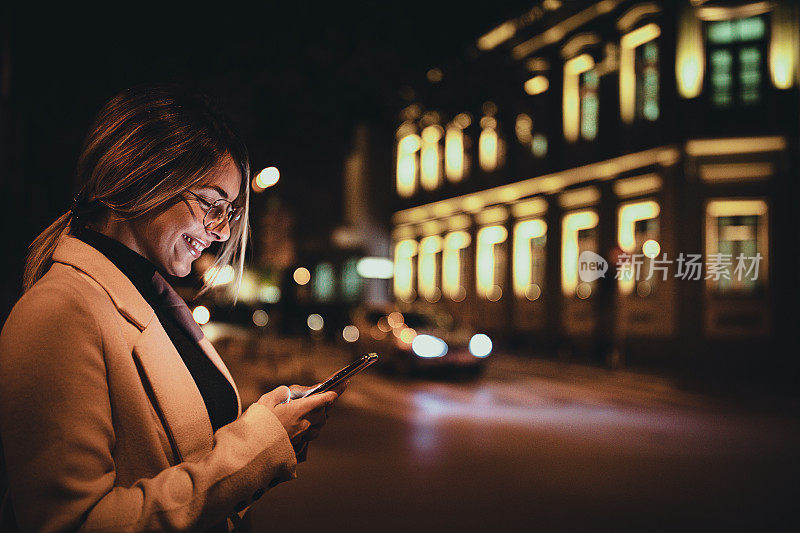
[389,0,799,371]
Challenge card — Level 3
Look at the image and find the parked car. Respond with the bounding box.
[348,306,492,377]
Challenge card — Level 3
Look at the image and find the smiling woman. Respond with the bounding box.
[23,84,250,296]
[0,85,342,532]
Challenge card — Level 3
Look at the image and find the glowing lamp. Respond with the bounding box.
[412,335,448,358]
[469,334,492,357]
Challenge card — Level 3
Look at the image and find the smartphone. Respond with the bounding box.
[302,353,378,397]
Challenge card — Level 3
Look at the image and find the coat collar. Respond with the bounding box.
[52,235,155,331]
[52,234,242,461]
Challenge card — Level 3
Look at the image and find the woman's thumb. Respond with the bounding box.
[258,385,291,407]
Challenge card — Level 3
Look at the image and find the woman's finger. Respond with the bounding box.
[257,386,291,408]
[299,391,337,413]
[289,383,321,400]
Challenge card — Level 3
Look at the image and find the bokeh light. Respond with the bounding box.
[642,239,661,258]
[525,283,542,301]
[204,264,235,286]
[258,285,281,303]
[342,325,359,342]
[293,267,311,285]
[192,305,210,325]
[252,309,269,327]
[255,166,280,189]
[387,312,404,328]
[576,282,592,300]
[307,313,324,331]
[399,327,417,344]
[469,334,492,357]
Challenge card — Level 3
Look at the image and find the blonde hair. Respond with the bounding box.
[23,84,251,299]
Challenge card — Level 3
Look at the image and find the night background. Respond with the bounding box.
[1,1,531,308]
[2,1,800,531]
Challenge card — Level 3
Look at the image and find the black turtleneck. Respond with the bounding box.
[75,227,237,432]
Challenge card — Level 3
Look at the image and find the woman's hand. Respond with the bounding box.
[257,386,338,446]
[288,380,348,400]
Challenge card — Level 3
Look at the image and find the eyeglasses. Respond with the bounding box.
[185,190,242,231]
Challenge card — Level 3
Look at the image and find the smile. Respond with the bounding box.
[182,234,207,258]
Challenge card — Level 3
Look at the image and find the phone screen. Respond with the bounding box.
[302,353,378,397]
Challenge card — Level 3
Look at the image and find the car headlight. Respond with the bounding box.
[469,334,492,357]
[411,335,448,358]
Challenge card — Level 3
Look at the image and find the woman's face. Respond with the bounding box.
[128,157,242,277]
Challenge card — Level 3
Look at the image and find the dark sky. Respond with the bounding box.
[8,1,532,191]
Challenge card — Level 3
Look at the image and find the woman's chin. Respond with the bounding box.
[167,259,193,278]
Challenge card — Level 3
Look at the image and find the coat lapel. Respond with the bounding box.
[132,322,214,462]
[52,235,232,461]
[150,271,242,417]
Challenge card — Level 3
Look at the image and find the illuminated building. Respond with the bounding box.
[389,0,799,370]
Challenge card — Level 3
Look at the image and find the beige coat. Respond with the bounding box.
[0,236,296,532]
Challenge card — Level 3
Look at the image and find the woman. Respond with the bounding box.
[0,85,339,532]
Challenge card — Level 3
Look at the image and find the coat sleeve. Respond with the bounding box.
[0,282,297,532]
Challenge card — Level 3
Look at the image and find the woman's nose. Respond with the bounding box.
[207,218,231,242]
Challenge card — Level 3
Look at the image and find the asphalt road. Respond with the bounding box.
[212,332,800,532]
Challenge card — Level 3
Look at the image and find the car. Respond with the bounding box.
[347,306,492,377]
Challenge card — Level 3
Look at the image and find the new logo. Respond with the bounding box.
[578,251,608,282]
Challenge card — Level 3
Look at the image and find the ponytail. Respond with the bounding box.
[22,211,73,293]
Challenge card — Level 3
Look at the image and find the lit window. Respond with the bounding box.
[707,16,767,107]
[580,70,599,140]
[443,231,471,301]
[707,17,765,44]
[394,240,418,302]
[532,133,548,157]
[637,43,660,121]
[396,133,420,197]
[418,235,443,302]
[705,199,768,294]
[313,262,336,302]
[341,258,362,302]
[710,49,734,106]
[445,113,471,182]
[420,126,443,190]
[476,225,508,300]
[563,53,594,142]
[617,200,661,296]
[513,219,547,300]
[769,2,799,90]
[620,23,661,124]
[561,210,599,296]
[676,7,705,99]
[739,47,762,104]
[479,116,504,172]
[445,128,464,182]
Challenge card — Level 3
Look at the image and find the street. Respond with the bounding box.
[211,332,800,532]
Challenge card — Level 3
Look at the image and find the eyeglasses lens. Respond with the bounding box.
[205,206,225,229]
[204,205,240,230]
